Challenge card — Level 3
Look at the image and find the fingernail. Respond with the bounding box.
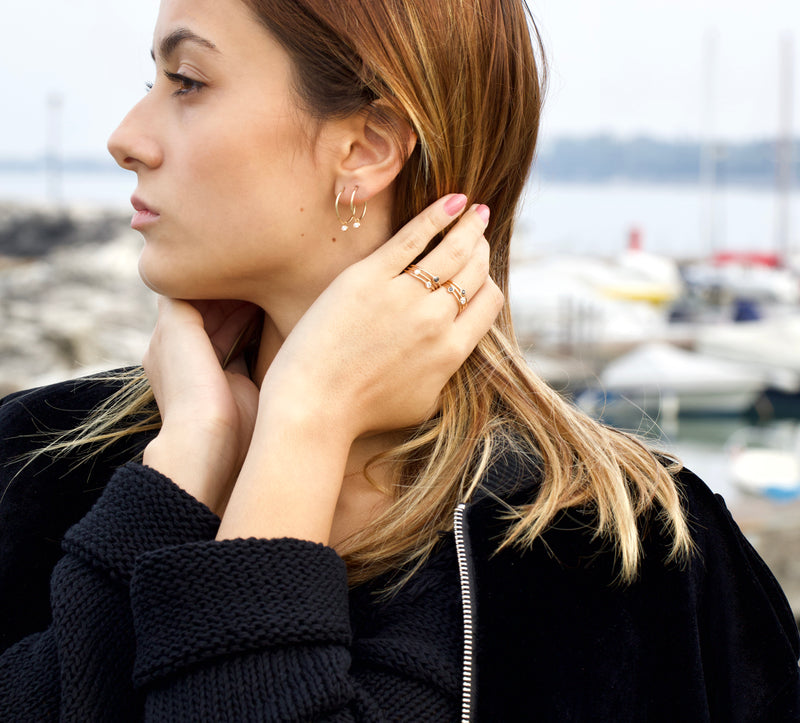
[444,193,468,216]
[476,204,490,224]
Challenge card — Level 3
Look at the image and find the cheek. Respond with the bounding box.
[182,120,309,237]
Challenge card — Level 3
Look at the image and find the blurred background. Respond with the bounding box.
[1,0,799,618]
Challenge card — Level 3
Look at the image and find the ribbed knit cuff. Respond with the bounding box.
[130,537,351,685]
[62,463,220,583]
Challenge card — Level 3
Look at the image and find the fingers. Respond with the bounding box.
[192,300,261,366]
[372,193,469,269]
[397,202,492,321]
[453,276,504,340]
[416,204,490,287]
[151,297,260,368]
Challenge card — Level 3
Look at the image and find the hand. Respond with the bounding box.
[142,297,261,514]
[259,195,503,443]
[217,194,503,543]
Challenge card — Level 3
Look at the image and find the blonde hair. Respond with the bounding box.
[37,0,691,586]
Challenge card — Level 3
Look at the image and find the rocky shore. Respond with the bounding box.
[0,203,155,395]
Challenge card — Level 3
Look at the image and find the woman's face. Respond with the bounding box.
[108,0,351,305]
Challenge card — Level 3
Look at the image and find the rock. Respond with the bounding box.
[0,217,155,394]
[0,202,129,257]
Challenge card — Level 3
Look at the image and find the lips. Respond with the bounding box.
[130,195,160,230]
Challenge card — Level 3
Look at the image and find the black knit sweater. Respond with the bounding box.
[0,462,462,721]
[0,379,461,721]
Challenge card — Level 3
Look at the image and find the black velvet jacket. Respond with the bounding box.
[1,375,799,721]
[464,458,800,720]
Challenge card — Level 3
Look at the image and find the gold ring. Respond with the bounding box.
[404,264,441,291]
[445,280,468,313]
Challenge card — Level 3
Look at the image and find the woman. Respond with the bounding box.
[1,0,798,720]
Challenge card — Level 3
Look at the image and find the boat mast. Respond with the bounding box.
[45,92,64,207]
[700,30,720,256]
[775,33,795,261]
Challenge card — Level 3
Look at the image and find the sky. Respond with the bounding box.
[0,0,797,159]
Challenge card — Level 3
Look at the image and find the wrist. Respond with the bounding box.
[143,428,236,515]
[216,410,353,543]
[258,379,360,447]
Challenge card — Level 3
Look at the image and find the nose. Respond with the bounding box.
[107,98,163,171]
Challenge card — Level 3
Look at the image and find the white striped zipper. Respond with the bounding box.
[453,502,475,721]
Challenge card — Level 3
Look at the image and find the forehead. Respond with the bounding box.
[156,0,247,28]
[153,0,271,63]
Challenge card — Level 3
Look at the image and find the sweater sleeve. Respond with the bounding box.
[0,463,220,721]
[0,463,460,721]
[129,533,460,720]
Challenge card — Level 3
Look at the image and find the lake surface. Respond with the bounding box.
[518,176,799,260]
[2,168,798,258]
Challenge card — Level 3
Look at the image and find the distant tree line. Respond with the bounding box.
[2,137,799,187]
[536,136,800,186]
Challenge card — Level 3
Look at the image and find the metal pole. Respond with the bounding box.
[45,92,63,206]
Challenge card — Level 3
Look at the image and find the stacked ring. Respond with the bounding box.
[445,280,468,313]
[404,264,441,291]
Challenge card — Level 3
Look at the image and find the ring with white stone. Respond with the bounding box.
[404,264,441,291]
[445,280,468,313]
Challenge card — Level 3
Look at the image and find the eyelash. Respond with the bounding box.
[145,71,205,96]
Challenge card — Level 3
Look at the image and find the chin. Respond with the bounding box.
[137,250,234,301]
[137,253,168,295]
[137,250,195,298]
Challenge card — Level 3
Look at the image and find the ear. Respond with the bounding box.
[334,102,417,203]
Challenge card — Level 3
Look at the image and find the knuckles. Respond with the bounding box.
[445,238,470,268]
[473,252,491,282]
[399,213,441,259]
[414,301,450,334]
[421,210,445,241]
[488,280,505,311]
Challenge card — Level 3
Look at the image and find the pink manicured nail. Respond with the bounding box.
[476,204,490,224]
[444,193,468,216]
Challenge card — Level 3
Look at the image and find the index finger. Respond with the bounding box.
[370,193,468,271]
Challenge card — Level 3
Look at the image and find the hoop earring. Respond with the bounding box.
[349,187,367,229]
[335,188,355,231]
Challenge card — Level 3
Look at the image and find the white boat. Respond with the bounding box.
[577,342,768,418]
[509,255,675,349]
[727,423,800,501]
[682,255,800,305]
[695,317,800,393]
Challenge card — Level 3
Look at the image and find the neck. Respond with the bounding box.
[248,207,401,542]
[250,195,396,382]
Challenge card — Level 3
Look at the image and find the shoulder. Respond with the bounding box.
[1,371,132,437]
[1,370,135,489]
[0,367,154,525]
[467,444,800,719]
[0,369,153,652]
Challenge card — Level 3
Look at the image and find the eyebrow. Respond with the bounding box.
[150,28,219,62]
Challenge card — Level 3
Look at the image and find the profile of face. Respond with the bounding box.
[108,0,406,310]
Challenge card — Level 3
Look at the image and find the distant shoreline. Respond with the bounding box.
[3,134,798,188]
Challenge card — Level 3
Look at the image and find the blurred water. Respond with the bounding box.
[2,170,798,258]
[0,168,133,209]
[518,178,800,259]
[632,415,749,502]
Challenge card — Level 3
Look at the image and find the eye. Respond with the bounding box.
[163,70,206,97]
